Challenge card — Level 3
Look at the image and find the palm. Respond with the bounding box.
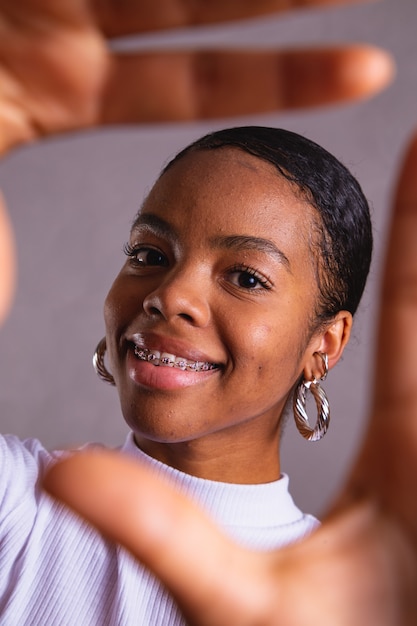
[0,0,392,153]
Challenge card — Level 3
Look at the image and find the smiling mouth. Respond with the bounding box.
[134,346,219,372]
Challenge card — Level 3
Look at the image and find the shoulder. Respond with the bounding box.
[0,433,60,473]
[0,434,63,511]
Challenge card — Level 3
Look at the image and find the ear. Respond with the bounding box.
[303,311,353,381]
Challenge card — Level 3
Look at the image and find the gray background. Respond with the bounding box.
[0,0,415,517]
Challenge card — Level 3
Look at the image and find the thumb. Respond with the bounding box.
[43,449,273,626]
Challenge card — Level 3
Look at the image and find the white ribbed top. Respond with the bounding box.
[122,432,319,549]
[0,433,319,625]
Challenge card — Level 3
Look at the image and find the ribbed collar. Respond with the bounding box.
[121,432,305,529]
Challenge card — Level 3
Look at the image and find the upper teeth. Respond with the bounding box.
[134,347,218,372]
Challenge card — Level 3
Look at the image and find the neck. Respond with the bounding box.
[134,430,281,484]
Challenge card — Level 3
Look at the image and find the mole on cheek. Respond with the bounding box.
[255,364,265,380]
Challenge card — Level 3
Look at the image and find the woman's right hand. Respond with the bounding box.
[0,0,393,153]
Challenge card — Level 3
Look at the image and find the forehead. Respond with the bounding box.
[138,147,315,240]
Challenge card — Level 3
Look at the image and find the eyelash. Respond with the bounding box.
[123,244,272,291]
[227,264,273,291]
[123,242,168,266]
[123,242,141,259]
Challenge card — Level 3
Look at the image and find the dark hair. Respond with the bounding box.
[162,126,372,325]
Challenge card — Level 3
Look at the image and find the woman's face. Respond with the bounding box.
[105,147,326,481]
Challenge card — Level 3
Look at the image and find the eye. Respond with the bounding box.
[227,265,272,291]
[123,243,169,267]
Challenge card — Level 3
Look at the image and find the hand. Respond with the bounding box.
[0,0,394,323]
[0,0,393,154]
[0,193,15,325]
[44,130,417,625]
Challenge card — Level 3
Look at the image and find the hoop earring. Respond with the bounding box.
[93,337,115,386]
[293,352,329,442]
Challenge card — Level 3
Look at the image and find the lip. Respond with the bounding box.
[126,332,222,391]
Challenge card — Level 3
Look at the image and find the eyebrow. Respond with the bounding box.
[131,213,178,241]
[210,235,291,270]
[131,213,290,270]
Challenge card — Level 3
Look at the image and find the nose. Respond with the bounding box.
[143,267,211,327]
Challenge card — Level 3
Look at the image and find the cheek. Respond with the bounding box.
[238,318,307,384]
[103,275,133,332]
[102,287,120,373]
[103,285,119,333]
[102,279,134,368]
[234,322,277,376]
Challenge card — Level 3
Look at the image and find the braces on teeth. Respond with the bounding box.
[134,346,218,371]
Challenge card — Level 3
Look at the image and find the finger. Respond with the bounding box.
[44,450,417,625]
[100,45,394,123]
[374,133,417,523]
[377,133,417,410]
[92,0,368,38]
[43,450,274,626]
[44,451,412,626]
[0,16,109,154]
[0,192,16,324]
[339,132,417,538]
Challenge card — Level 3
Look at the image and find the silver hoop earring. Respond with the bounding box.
[93,337,115,386]
[293,352,329,442]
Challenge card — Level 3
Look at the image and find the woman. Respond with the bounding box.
[46,129,417,626]
[0,126,372,624]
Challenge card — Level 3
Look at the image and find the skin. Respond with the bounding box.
[104,147,351,483]
[0,0,393,322]
[0,0,408,624]
[0,0,393,153]
[0,193,16,325]
[45,131,417,625]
